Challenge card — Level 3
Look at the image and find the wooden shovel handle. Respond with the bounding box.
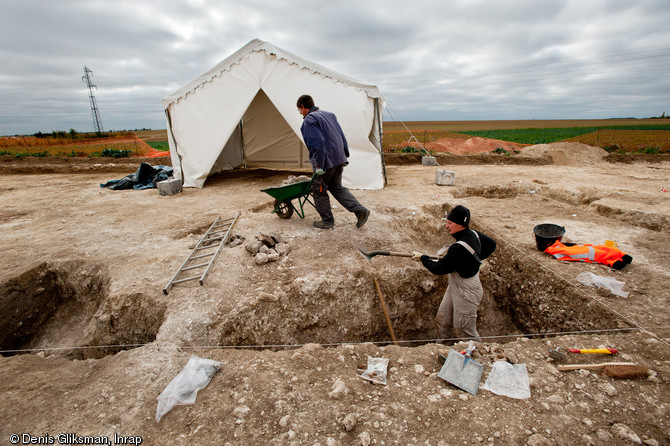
[383,252,439,260]
[557,362,637,371]
[374,276,397,345]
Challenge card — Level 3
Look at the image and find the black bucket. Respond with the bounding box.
[533,223,565,251]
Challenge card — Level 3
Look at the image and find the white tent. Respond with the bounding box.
[162,39,385,189]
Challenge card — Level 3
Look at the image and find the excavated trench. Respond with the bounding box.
[210,250,629,349]
[1,198,632,357]
[209,201,631,348]
[454,184,670,232]
[0,261,166,359]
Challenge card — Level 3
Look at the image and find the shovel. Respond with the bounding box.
[353,241,438,263]
[438,340,484,395]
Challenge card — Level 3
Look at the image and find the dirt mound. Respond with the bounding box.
[427,137,526,154]
[520,142,608,166]
[403,137,526,155]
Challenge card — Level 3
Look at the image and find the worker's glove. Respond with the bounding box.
[411,251,423,261]
[315,168,325,175]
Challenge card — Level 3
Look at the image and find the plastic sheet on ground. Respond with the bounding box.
[483,361,531,399]
[100,162,173,190]
[360,356,389,385]
[155,356,223,423]
[576,271,629,297]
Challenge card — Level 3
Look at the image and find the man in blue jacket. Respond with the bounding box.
[297,94,370,229]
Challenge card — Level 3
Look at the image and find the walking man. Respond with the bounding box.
[297,94,370,229]
[411,205,496,344]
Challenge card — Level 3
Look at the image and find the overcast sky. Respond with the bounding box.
[1,0,669,135]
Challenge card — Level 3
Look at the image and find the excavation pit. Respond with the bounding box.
[0,204,634,357]
[205,203,631,349]
[0,261,166,359]
[209,256,628,349]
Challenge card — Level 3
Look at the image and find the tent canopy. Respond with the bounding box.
[162,39,385,189]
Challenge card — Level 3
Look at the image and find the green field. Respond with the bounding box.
[146,141,170,151]
[380,119,670,152]
[455,124,670,145]
[3,120,667,158]
[381,118,670,132]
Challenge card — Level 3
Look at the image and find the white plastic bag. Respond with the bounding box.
[576,271,628,297]
[483,361,531,399]
[360,356,389,385]
[155,355,223,422]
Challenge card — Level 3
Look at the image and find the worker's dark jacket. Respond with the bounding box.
[300,107,349,171]
[420,228,496,278]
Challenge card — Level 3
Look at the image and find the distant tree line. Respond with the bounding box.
[32,129,150,139]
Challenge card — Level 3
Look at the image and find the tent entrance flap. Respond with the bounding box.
[242,89,309,168]
[209,121,244,177]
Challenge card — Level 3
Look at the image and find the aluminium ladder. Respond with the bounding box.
[163,212,240,295]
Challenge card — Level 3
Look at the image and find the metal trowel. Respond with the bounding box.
[438,340,484,395]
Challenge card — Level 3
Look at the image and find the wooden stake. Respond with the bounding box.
[373,276,397,345]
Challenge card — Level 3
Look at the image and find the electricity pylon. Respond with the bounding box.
[82,66,104,133]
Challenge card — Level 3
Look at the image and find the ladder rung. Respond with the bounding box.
[202,235,225,243]
[191,252,214,260]
[183,262,209,271]
[195,244,218,251]
[172,276,200,284]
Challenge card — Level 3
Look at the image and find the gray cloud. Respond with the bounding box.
[1,0,668,135]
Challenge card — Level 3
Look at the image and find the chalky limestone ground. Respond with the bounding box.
[0,143,668,445]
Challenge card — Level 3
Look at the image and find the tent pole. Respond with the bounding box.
[376,98,388,186]
[165,109,184,185]
[239,120,246,168]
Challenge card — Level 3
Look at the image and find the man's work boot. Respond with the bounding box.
[355,209,370,228]
[313,221,334,229]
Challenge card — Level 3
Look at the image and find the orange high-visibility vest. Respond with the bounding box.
[544,241,632,269]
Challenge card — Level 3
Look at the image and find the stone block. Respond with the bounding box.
[421,155,437,166]
[157,178,183,196]
[435,169,455,186]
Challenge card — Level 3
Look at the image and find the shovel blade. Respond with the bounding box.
[353,241,373,262]
[438,349,484,395]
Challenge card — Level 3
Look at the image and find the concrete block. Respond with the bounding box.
[421,155,437,166]
[157,178,183,196]
[435,169,455,186]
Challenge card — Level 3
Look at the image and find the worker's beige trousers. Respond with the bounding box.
[436,271,483,344]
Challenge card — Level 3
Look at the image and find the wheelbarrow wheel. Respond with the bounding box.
[275,199,293,219]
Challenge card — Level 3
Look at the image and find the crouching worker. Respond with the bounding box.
[411,205,496,344]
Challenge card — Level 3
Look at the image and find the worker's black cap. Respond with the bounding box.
[447,205,470,227]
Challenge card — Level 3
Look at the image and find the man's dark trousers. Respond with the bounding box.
[311,164,366,225]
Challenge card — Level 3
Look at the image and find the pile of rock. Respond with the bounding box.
[279,175,311,186]
[228,234,245,248]
[244,233,291,265]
